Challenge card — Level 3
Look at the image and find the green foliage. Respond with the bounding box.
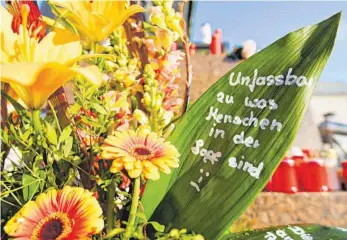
[45,122,58,145]
[141,13,341,239]
[1,107,80,219]
[22,170,46,202]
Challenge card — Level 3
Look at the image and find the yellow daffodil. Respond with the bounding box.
[101,128,180,180]
[0,4,102,109]
[4,186,104,239]
[49,0,144,42]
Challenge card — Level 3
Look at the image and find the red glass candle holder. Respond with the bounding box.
[190,43,197,55]
[292,155,305,191]
[210,35,222,55]
[342,161,347,188]
[301,160,329,192]
[271,158,299,193]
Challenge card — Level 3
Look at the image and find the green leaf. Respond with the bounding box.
[92,103,108,115]
[47,167,57,187]
[58,126,72,144]
[1,91,26,112]
[70,103,81,115]
[142,13,341,239]
[63,136,73,157]
[147,221,165,233]
[46,122,58,145]
[22,170,45,201]
[220,225,347,240]
[64,168,76,186]
[79,115,102,128]
[21,129,32,142]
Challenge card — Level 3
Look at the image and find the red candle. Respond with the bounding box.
[271,158,299,193]
[210,34,222,55]
[190,43,197,55]
[292,155,305,191]
[342,161,347,188]
[301,160,329,192]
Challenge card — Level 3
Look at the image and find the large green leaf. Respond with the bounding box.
[141,13,341,238]
[220,225,347,240]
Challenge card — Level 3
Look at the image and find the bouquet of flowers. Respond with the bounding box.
[1,1,345,240]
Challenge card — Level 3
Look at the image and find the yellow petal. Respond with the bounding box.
[103,4,144,38]
[144,168,160,181]
[35,29,81,64]
[0,5,17,63]
[70,65,102,87]
[1,62,101,109]
[128,168,142,178]
[1,62,43,86]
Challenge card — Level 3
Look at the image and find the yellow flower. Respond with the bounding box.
[49,0,144,42]
[0,4,102,109]
[101,129,180,180]
[4,186,104,240]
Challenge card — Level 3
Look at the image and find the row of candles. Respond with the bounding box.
[265,148,347,193]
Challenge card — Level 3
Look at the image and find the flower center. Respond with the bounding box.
[40,219,62,239]
[133,146,153,160]
[32,212,72,240]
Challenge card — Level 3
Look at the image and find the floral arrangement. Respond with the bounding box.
[1,1,344,240]
[1,0,197,239]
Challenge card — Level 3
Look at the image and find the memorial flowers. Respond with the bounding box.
[0,0,343,239]
[4,186,104,240]
[101,128,180,180]
[0,5,101,110]
[49,0,144,42]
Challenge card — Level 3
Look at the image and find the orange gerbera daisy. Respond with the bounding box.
[101,129,180,180]
[4,186,104,240]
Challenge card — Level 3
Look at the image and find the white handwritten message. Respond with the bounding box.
[264,226,313,240]
[189,68,312,192]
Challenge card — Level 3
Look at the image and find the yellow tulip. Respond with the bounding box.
[49,0,144,42]
[0,5,102,110]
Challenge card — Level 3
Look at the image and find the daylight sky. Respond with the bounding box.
[191,1,347,83]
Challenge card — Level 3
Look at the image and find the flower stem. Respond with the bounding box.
[124,177,141,239]
[106,179,116,234]
[32,109,43,135]
[150,110,159,135]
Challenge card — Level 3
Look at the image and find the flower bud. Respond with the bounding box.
[123,74,136,87]
[128,58,138,72]
[150,13,167,29]
[113,45,121,53]
[166,14,184,37]
[153,0,163,6]
[144,85,151,92]
[153,97,163,111]
[143,92,152,107]
[144,64,156,81]
[179,229,188,234]
[194,234,205,240]
[163,0,173,10]
[163,7,175,17]
[117,55,127,67]
[162,33,174,50]
[104,60,117,71]
[114,69,126,81]
[169,229,180,238]
[104,46,114,53]
[134,109,149,125]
